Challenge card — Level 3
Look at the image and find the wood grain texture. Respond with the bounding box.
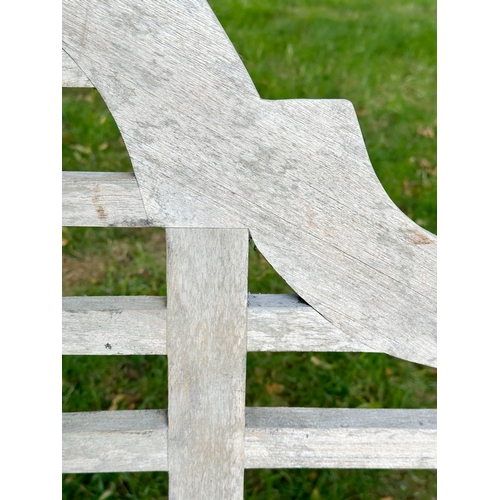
[62,408,436,472]
[62,296,167,354]
[62,0,437,366]
[166,229,248,499]
[62,410,168,473]
[246,294,379,355]
[63,294,399,360]
[62,171,151,227]
[245,407,436,469]
[62,49,93,87]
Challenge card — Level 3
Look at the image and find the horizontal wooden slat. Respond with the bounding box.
[62,296,167,355]
[63,408,436,472]
[62,295,380,357]
[62,49,93,87]
[247,294,377,353]
[245,407,436,469]
[63,410,168,473]
[62,172,152,227]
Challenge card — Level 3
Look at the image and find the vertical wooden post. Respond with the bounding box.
[166,228,248,499]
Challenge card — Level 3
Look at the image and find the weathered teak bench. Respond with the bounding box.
[62,0,437,497]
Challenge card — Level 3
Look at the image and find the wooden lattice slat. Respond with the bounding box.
[63,408,437,473]
[65,294,420,359]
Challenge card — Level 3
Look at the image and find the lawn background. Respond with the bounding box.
[62,0,436,498]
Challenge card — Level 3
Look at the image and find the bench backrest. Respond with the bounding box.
[62,1,437,497]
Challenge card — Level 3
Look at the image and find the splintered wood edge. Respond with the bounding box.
[62,408,437,472]
[62,295,384,358]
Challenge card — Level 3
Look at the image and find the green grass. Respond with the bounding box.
[63,0,436,498]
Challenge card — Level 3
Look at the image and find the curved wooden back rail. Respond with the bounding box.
[62,1,437,497]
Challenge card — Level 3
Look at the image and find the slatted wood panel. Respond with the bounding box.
[62,0,437,494]
[61,176,435,365]
[63,408,437,472]
[62,0,436,366]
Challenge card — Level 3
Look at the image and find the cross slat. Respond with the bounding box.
[63,408,437,472]
[62,294,380,357]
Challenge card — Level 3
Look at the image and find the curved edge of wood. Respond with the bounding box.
[62,48,93,88]
[62,0,436,368]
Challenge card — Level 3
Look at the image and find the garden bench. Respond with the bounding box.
[62,0,437,497]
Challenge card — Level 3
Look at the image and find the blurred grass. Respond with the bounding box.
[62,0,436,498]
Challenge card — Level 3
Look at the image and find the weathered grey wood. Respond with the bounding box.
[246,294,379,355]
[62,172,151,227]
[62,0,437,366]
[166,229,248,499]
[63,294,392,358]
[62,410,168,472]
[62,296,166,354]
[62,408,436,472]
[62,49,93,87]
[62,170,236,228]
[245,407,436,469]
